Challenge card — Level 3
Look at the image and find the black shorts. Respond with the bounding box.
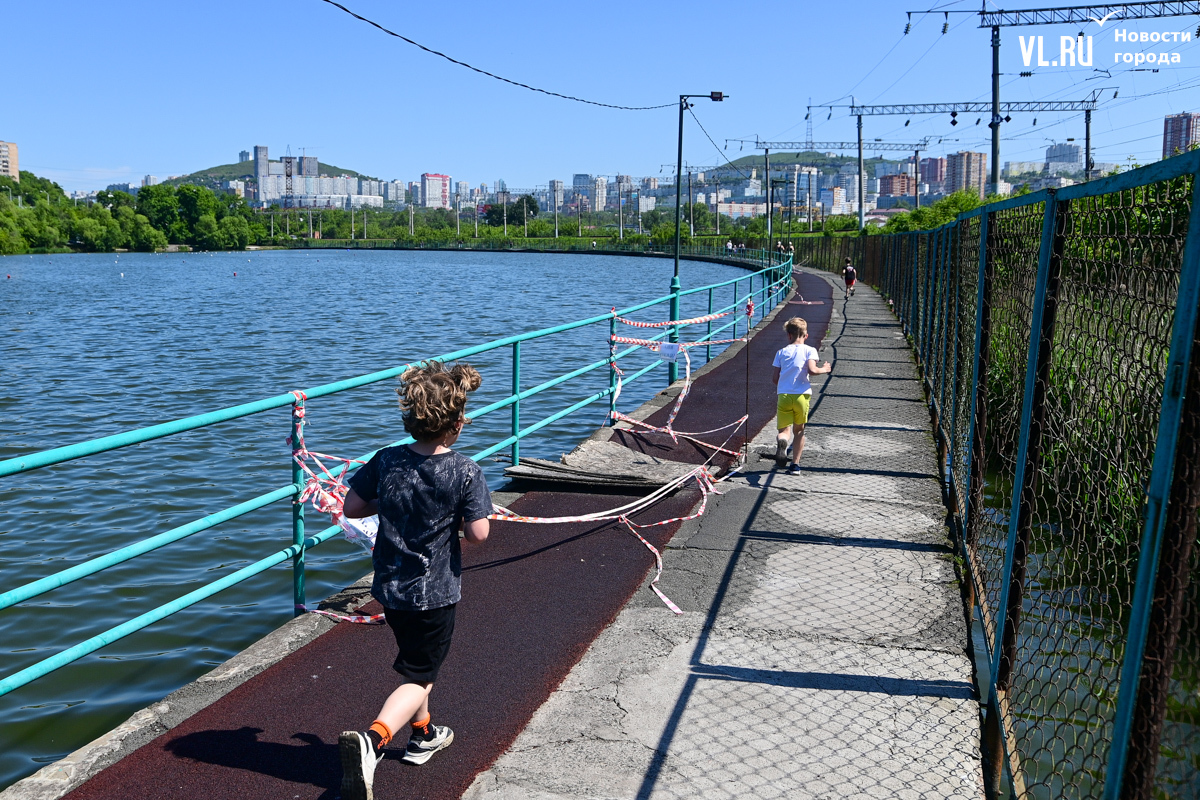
[383,604,457,684]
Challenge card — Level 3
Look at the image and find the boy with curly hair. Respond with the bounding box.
[338,360,492,799]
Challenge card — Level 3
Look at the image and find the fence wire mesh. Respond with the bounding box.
[792,158,1200,799]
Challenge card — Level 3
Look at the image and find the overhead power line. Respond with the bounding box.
[317,0,674,111]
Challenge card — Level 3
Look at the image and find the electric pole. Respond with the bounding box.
[688,171,694,237]
[857,107,865,231]
[763,149,771,243]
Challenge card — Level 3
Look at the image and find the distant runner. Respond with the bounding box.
[842,257,857,299]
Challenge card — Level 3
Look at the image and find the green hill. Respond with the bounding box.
[162,160,379,190]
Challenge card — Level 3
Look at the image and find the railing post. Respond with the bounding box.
[1105,171,1200,800]
[608,317,619,421]
[290,397,306,617]
[733,281,739,338]
[987,189,1067,795]
[511,341,521,465]
[669,276,681,385]
[706,287,714,364]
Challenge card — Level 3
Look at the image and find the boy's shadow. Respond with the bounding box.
[165,726,341,798]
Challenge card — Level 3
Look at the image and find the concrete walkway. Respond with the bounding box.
[464,271,984,800]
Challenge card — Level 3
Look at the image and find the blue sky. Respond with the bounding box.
[8,0,1199,192]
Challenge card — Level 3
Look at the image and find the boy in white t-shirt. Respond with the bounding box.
[772,317,832,473]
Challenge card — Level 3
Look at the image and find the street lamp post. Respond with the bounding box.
[671,91,725,383]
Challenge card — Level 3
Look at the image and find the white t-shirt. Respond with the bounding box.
[773,342,820,395]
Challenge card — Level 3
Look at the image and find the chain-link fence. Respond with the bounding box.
[794,151,1200,800]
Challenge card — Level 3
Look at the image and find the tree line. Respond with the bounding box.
[1,170,1001,257]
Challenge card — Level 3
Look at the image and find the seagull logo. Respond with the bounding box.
[1088,9,1120,26]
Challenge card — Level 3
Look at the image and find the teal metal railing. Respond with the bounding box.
[0,253,792,700]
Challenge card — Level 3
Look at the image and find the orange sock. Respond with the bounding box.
[369,720,393,749]
[412,714,431,738]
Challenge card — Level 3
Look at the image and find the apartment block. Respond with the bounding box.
[1163,112,1200,158]
[1,140,19,181]
[946,151,988,198]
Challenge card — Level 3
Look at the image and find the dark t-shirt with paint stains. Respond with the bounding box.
[348,445,491,611]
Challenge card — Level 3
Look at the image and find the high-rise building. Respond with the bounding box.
[919,157,947,185]
[641,177,659,191]
[836,172,859,204]
[421,173,452,208]
[253,145,269,190]
[299,156,319,177]
[1045,142,1082,168]
[1163,113,1200,158]
[239,150,251,163]
[142,175,159,187]
[946,151,988,198]
[879,174,915,196]
[549,179,565,209]
[0,140,17,181]
[383,181,406,206]
[592,177,608,212]
[572,174,592,206]
[455,181,469,198]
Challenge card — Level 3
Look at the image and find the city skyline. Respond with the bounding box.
[7,0,1200,193]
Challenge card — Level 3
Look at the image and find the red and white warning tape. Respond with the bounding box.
[611,309,730,328]
[285,291,759,621]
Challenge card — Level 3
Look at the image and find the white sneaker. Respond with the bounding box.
[339,731,382,800]
[401,725,455,765]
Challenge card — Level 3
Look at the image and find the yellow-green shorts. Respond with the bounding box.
[777,392,812,429]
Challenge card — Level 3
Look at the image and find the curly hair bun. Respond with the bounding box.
[396,361,483,442]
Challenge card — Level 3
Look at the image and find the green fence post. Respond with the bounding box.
[511,341,521,465]
[290,396,306,616]
[921,228,938,376]
[947,228,964,510]
[909,233,920,339]
[987,189,1067,794]
[936,228,953,452]
[1104,171,1200,800]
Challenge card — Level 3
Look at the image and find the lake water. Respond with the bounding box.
[0,249,750,789]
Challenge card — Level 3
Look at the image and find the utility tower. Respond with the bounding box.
[905,2,1200,192]
[844,91,1104,194]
